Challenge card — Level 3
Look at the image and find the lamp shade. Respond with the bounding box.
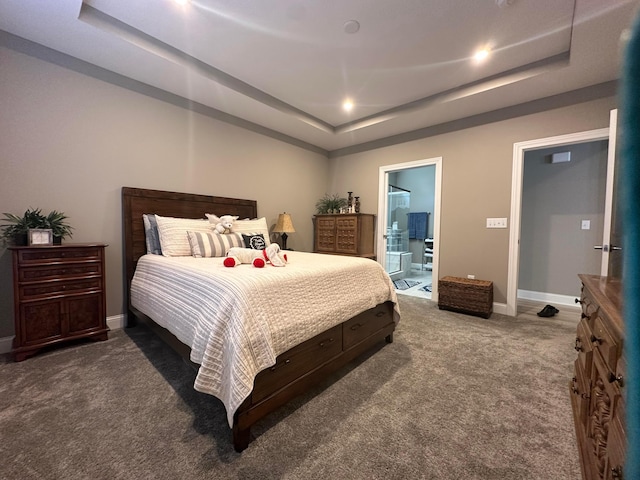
[274,213,295,233]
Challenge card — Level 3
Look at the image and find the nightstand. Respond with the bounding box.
[9,244,109,361]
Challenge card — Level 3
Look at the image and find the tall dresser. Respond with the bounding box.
[571,274,626,480]
[10,244,109,361]
[312,213,375,258]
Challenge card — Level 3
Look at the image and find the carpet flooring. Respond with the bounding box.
[0,296,581,480]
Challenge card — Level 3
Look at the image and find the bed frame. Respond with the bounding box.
[122,187,396,451]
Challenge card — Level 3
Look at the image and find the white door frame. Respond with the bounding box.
[506,125,612,316]
[377,157,443,300]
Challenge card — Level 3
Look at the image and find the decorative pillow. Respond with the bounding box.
[142,214,162,255]
[155,215,212,257]
[231,217,271,246]
[242,233,266,250]
[187,231,243,258]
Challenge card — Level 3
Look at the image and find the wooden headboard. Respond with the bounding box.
[122,187,258,316]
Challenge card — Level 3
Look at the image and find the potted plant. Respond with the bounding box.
[45,210,73,244]
[315,193,348,214]
[1,208,73,246]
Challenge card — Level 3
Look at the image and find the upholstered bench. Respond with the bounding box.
[438,276,493,318]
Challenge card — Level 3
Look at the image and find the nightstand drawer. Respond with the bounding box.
[19,263,101,282]
[17,246,103,265]
[20,277,102,299]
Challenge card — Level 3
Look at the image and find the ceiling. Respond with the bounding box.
[1,0,638,155]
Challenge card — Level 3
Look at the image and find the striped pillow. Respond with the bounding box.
[187,231,243,258]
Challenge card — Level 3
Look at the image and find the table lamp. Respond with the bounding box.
[274,213,295,250]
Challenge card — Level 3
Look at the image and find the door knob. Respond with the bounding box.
[610,245,622,251]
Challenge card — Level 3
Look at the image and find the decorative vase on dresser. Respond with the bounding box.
[312,213,375,259]
[570,274,625,480]
[9,244,109,361]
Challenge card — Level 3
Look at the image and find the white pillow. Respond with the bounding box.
[155,215,212,257]
[230,217,271,247]
[187,231,243,258]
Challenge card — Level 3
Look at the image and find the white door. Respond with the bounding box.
[599,109,622,276]
[507,109,618,316]
[377,157,442,298]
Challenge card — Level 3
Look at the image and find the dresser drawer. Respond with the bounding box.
[591,315,619,373]
[252,325,342,403]
[575,318,593,379]
[607,413,625,480]
[579,287,599,326]
[343,303,394,350]
[16,246,103,265]
[19,262,101,282]
[571,359,590,428]
[20,277,102,299]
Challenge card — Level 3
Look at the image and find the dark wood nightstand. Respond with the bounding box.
[9,244,109,361]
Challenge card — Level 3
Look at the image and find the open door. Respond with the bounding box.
[507,119,614,316]
[599,109,624,277]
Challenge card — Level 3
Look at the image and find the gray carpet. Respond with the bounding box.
[0,296,581,479]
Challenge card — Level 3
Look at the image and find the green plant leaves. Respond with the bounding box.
[0,208,73,244]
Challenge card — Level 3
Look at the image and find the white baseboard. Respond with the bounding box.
[517,289,580,308]
[107,314,126,330]
[0,335,13,355]
[0,314,127,356]
[493,302,508,315]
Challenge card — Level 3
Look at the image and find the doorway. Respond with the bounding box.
[377,157,442,300]
[507,112,617,316]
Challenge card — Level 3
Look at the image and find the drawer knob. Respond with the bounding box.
[375,311,386,317]
[350,323,363,331]
[575,298,583,305]
[574,337,583,352]
[590,334,602,345]
[581,313,590,320]
[269,358,290,371]
[608,372,624,387]
[571,377,579,395]
[318,338,334,348]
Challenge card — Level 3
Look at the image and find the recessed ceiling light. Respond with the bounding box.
[343,99,354,112]
[473,48,490,62]
[174,0,190,5]
[344,20,360,34]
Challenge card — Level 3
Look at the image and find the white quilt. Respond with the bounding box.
[130,251,400,427]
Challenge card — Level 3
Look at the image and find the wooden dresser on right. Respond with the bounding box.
[571,274,625,480]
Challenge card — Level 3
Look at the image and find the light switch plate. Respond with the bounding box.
[486,217,507,228]
[581,220,591,230]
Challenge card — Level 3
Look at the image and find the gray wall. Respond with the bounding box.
[0,46,328,337]
[0,40,618,340]
[328,96,616,303]
[519,141,608,296]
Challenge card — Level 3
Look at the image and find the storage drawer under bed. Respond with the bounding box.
[252,324,342,403]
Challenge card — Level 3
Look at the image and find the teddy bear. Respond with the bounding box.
[224,244,288,268]
[207,214,239,234]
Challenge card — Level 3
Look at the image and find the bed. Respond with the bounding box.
[122,187,400,451]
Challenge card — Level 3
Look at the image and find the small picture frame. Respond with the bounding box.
[28,228,53,246]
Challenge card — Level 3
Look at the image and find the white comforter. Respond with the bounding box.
[130,251,400,427]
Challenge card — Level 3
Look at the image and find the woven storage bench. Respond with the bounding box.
[438,276,493,318]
